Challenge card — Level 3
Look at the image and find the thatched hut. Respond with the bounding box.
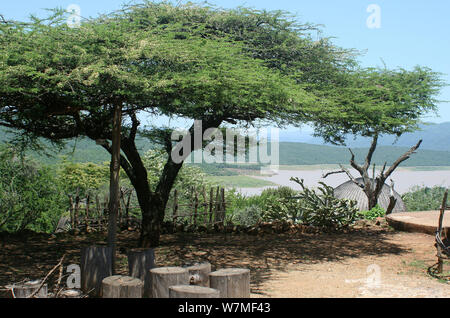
[333,178,406,213]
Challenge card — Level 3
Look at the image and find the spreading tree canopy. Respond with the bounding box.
[320,67,445,210]
[0,3,357,246]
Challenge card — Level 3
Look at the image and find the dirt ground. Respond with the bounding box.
[0,221,449,298]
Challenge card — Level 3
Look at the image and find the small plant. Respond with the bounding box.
[290,177,359,231]
[358,204,386,220]
[231,205,263,227]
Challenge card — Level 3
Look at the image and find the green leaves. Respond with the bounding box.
[310,66,445,144]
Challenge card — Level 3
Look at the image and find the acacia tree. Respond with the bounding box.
[0,3,356,246]
[319,67,444,210]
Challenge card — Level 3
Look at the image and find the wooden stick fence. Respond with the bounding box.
[66,186,227,232]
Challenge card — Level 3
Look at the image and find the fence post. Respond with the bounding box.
[214,187,220,224]
[74,190,80,231]
[96,195,102,231]
[85,194,90,231]
[69,195,75,230]
[209,188,214,226]
[221,188,226,225]
[202,187,207,226]
[173,189,178,224]
[194,192,199,227]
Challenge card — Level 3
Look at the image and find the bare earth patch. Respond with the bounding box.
[0,222,448,298]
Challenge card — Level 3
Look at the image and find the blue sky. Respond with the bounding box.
[2,0,449,124]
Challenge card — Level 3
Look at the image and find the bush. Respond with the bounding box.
[402,186,447,211]
[358,204,386,220]
[0,146,65,233]
[231,205,262,227]
[290,178,359,230]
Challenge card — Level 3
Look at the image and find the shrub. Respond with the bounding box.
[231,205,263,227]
[290,177,359,231]
[402,186,447,211]
[0,146,65,233]
[358,204,386,220]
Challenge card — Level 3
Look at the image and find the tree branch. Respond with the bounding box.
[383,139,422,180]
[364,134,379,170]
[339,164,365,189]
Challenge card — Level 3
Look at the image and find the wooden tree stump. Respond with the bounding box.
[127,248,156,298]
[102,275,143,298]
[150,267,189,298]
[59,289,82,298]
[169,285,220,298]
[209,268,250,298]
[81,245,113,297]
[186,263,211,287]
[12,280,48,298]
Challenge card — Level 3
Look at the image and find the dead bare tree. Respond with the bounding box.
[323,133,422,211]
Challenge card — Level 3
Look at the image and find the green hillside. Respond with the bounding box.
[1,127,450,167]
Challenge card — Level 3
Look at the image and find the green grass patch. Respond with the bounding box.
[206,175,276,188]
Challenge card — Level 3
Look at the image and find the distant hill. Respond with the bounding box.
[279,122,450,151]
[1,125,450,166]
[278,142,450,166]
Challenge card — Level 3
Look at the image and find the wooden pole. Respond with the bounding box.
[85,193,90,231]
[107,103,122,275]
[96,195,102,230]
[69,195,74,230]
[202,187,207,226]
[194,191,199,227]
[221,188,226,225]
[74,189,80,231]
[173,189,178,223]
[209,188,214,225]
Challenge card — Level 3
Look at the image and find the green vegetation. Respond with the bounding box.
[226,181,359,231]
[0,146,65,233]
[402,186,447,211]
[206,176,275,188]
[358,205,386,220]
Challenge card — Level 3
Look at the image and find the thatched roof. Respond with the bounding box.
[333,178,406,213]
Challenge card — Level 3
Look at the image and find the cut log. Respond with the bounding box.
[169,285,220,298]
[81,245,113,297]
[209,268,250,298]
[59,289,82,298]
[186,263,211,287]
[12,280,48,298]
[127,248,156,298]
[150,267,189,298]
[102,275,143,298]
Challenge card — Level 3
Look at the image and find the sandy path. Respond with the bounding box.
[252,232,450,298]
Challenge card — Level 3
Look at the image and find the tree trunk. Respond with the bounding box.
[127,248,156,297]
[209,268,250,298]
[150,267,190,298]
[81,245,113,297]
[102,275,143,298]
[12,280,48,298]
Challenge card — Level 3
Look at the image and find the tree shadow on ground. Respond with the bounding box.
[0,228,410,297]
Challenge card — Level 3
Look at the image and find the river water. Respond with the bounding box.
[237,169,450,196]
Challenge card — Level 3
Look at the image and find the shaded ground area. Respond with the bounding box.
[0,222,448,297]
